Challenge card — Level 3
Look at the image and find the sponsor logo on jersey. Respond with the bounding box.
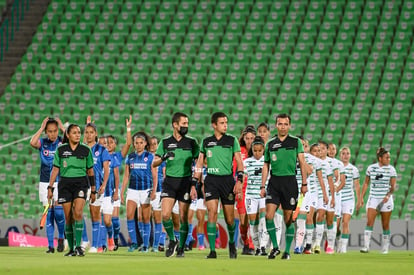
[63,160,67,168]
[167,143,177,149]
[207,141,217,147]
[272,143,282,149]
[62,151,72,157]
[205,192,212,198]
[207,168,219,173]
[131,163,147,169]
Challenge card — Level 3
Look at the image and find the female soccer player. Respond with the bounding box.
[359,147,396,254]
[47,124,96,256]
[30,117,66,253]
[121,131,158,252]
[84,120,111,253]
[338,147,360,253]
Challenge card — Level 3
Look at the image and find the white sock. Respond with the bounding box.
[340,237,348,253]
[250,223,260,249]
[259,217,269,248]
[305,225,314,246]
[295,218,306,248]
[382,233,390,253]
[274,213,283,246]
[327,226,336,249]
[364,229,373,249]
[315,223,324,247]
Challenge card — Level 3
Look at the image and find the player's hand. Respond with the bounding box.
[86,115,94,124]
[149,190,156,201]
[112,192,119,202]
[126,115,132,128]
[330,196,335,208]
[47,188,53,200]
[161,151,175,161]
[41,117,49,130]
[323,193,329,205]
[90,193,96,204]
[260,188,266,198]
[233,181,243,199]
[98,185,105,195]
[301,185,308,195]
[383,195,390,204]
[190,186,197,200]
[121,193,125,205]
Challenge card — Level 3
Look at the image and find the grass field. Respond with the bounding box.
[1,247,413,274]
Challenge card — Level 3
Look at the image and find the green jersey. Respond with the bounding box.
[53,143,94,178]
[264,134,304,176]
[156,135,199,177]
[201,134,240,176]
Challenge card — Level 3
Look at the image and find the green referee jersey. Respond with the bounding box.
[156,135,199,177]
[201,134,241,176]
[53,143,94,177]
[264,134,304,176]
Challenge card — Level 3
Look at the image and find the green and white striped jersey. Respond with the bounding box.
[305,153,322,195]
[318,157,333,199]
[244,156,265,199]
[366,163,397,199]
[341,163,360,202]
[327,157,343,183]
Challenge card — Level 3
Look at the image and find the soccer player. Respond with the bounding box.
[359,147,396,254]
[47,123,96,256]
[121,131,158,252]
[260,113,308,260]
[244,136,266,255]
[152,112,199,258]
[106,116,132,250]
[84,121,110,253]
[338,147,360,253]
[194,112,243,259]
[30,117,66,253]
[148,136,166,252]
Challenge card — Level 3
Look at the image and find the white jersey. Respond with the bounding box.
[318,157,333,199]
[244,156,265,199]
[305,153,322,195]
[366,163,397,199]
[341,163,360,202]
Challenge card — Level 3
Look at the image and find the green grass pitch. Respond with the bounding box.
[1,247,413,274]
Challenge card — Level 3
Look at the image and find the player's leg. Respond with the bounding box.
[303,206,316,254]
[126,189,139,252]
[247,198,260,255]
[89,201,102,252]
[40,182,55,253]
[205,199,219,258]
[111,203,120,251]
[161,197,177,256]
[140,201,152,252]
[172,204,180,241]
[295,192,312,254]
[151,192,162,252]
[314,208,326,253]
[52,182,65,252]
[72,197,86,256]
[176,201,190,256]
[222,203,237,259]
[258,198,268,255]
[361,207,377,253]
[325,210,336,253]
[380,211,392,254]
[196,201,206,250]
[101,197,114,251]
[185,204,195,251]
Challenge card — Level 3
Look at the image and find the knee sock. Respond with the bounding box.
[46,208,55,248]
[285,223,295,253]
[65,223,74,251]
[127,219,137,245]
[327,224,336,249]
[227,222,236,245]
[207,222,216,251]
[74,220,84,248]
[363,226,373,249]
[240,222,249,246]
[305,224,315,246]
[185,223,194,246]
[197,233,205,247]
[91,222,100,248]
[112,217,120,240]
[174,230,180,241]
[340,233,349,253]
[143,222,150,248]
[82,217,88,242]
[162,219,175,241]
[233,218,240,244]
[153,223,162,248]
[295,214,306,248]
[54,206,65,239]
[106,223,113,239]
[266,219,278,249]
[249,220,260,249]
[138,222,144,244]
[100,222,107,247]
[179,222,189,249]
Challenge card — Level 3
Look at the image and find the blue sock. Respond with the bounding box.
[82,217,88,242]
[174,230,180,241]
[106,224,113,239]
[100,223,107,247]
[186,223,194,246]
[143,223,150,248]
[127,220,137,245]
[138,222,144,244]
[92,222,100,248]
[233,218,240,244]
[197,233,205,247]
[46,208,55,248]
[153,223,162,248]
[54,206,65,239]
[112,217,120,240]
[159,232,166,246]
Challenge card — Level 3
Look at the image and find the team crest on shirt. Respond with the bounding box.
[272,154,277,161]
[207,150,212,158]
[184,193,190,200]
[63,161,67,168]
[95,151,100,156]
[43,150,49,156]
[79,190,84,197]
[144,157,148,162]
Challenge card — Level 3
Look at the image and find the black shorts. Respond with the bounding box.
[204,174,235,205]
[161,176,191,203]
[266,175,298,210]
[58,177,89,204]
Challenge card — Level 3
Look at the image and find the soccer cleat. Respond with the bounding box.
[176,247,185,257]
[75,247,85,257]
[151,247,158,253]
[326,247,334,254]
[97,247,103,253]
[113,239,119,251]
[242,245,254,255]
[260,247,268,256]
[81,241,89,251]
[255,248,261,256]
[294,247,302,254]
[165,238,178,257]
[46,247,55,253]
[102,245,107,252]
[141,246,149,253]
[64,249,76,257]
[206,250,217,259]
[268,247,281,259]
[229,242,237,259]
[314,245,321,254]
[186,239,195,251]
[281,252,291,260]
[198,245,205,251]
[360,247,369,253]
[88,247,98,253]
[128,243,139,252]
[107,238,115,251]
[158,245,165,252]
[57,238,64,252]
[303,244,312,254]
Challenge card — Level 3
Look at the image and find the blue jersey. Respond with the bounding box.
[106,153,121,197]
[91,143,111,190]
[156,161,166,192]
[126,151,154,191]
[39,136,62,182]
[111,151,125,191]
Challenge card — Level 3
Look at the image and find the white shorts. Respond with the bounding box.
[245,196,265,215]
[367,196,394,212]
[196,198,206,211]
[39,182,58,206]
[172,201,179,214]
[334,192,342,217]
[113,189,121,208]
[316,196,327,211]
[341,199,355,215]
[190,199,197,211]
[126,188,151,206]
[300,191,317,212]
[101,196,114,215]
[151,192,162,211]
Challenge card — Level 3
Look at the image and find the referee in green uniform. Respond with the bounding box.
[152,112,199,258]
[47,124,96,257]
[260,114,308,260]
[194,112,244,259]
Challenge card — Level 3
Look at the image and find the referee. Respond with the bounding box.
[194,112,244,259]
[260,114,308,260]
[152,112,199,258]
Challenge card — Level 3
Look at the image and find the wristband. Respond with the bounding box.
[191,177,198,187]
[302,184,307,187]
[260,186,265,189]
[127,127,131,132]
[91,191,97,195]
[236,171,243,182]
[88,175,96,187]
[47,186,54,191]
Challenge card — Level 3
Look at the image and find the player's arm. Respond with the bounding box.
[354,178,361,209]
[120,164,130,204]
[54,117,66,133]
[359,175,370,209]
[333,168,340,187]
[327,174,335,207]
[298,152,308,195]
[336,173,346,192]
[30,117,49,149]
[82,115,92,144]
[233,151,244,197]
[113,166,120,201]
[317,169,329,204]
[191,152,205,200]
[260,162,269,198]
[47,166,60,200]
[98,160,110,195]
[150,162,158,200]
[87,167,97,203]
[120,115,132,158]
[384,177,396,203]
